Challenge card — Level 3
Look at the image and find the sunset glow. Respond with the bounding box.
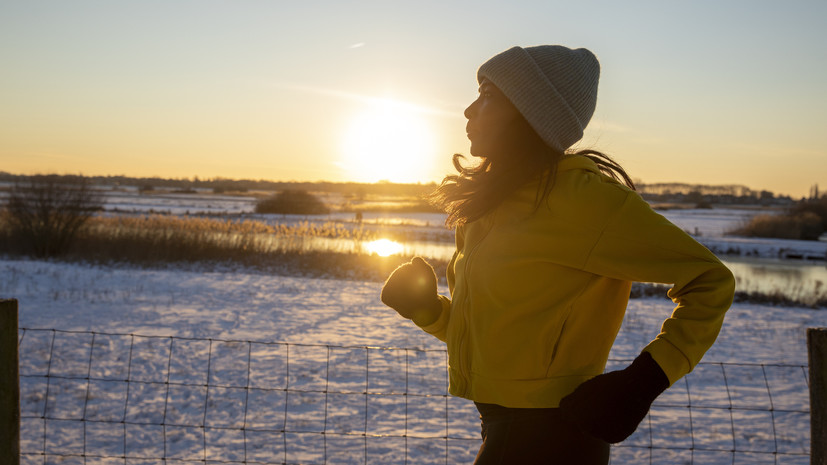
[0,2,825,197]
[340,100,438,183]
[365,239,404,257]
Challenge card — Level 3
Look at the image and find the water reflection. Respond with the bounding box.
[722,256,826,303]
[365,239,404,257]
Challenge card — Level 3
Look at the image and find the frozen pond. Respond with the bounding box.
[724,255,827,302]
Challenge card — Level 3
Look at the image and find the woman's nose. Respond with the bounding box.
[464,100,477,119]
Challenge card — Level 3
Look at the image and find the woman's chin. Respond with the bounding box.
[468,144,488,159]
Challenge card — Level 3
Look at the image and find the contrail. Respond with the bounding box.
[266,81,461,118]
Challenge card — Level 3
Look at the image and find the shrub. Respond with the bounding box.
[2,175,105,257]
[790,196,827,231]
[255,189,329,215]
[729,211,823,240]
[728,195,827,240]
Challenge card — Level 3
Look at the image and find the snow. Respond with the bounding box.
[658,207,761,238]
[700,235,827,261]
[5,259,823,365]
[103,189,255,216]
[5,258,824,464]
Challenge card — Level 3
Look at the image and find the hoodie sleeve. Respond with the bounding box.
[418,295,452,342]
[416,224,464,342]
[583,192,736,385]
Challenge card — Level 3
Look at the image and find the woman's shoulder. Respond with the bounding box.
[552,155,634,205]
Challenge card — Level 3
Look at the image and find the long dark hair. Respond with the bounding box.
[430,118,635,228]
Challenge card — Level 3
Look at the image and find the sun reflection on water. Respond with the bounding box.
[365,238,404,257]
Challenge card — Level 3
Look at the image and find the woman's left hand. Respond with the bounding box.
[558,351,669,444]
[380,257,442,326]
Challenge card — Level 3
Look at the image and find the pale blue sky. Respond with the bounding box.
[1,0,825,197]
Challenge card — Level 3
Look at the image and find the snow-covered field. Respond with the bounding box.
[4,257,823,464]
[5,259,822,365]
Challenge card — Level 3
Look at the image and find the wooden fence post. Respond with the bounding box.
[809,327,827,465]
[0,299,19,465]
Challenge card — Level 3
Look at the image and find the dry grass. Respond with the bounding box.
[730,196,827,240]
[729,211,823,240]
[0,213,448,282]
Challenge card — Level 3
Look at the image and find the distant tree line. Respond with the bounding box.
[638,183,795,207]
[0,171,809,207]
[638,182,758,196]
[0,172,436,197]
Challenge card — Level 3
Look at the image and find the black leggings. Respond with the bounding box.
[474,402,610,465]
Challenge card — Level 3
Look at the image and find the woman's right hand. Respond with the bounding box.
[380,257,442,326]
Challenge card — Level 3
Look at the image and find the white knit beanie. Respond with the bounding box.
[477,45,600,153]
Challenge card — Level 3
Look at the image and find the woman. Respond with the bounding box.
[380,45,735,464]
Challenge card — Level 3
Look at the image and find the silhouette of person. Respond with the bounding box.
[381,45,735,464]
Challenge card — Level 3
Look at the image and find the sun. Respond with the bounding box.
[341,99,438,183]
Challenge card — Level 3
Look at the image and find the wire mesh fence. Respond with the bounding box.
[16,328,811,464]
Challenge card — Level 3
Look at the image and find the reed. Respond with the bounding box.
[0,213,448,282]
[75,215,373,261]
[729,196,827,240]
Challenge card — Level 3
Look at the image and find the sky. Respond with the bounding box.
[1,1,825,198]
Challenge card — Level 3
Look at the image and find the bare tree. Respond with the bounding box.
[3,175,105,257]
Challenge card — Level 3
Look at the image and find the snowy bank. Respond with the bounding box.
[699,236,827,261]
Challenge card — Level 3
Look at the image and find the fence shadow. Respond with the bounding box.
[17,328,811,464]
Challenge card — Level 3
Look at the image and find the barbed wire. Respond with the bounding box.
[17,328,811,464]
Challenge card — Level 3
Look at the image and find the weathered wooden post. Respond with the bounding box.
[810,328,827,465]
[0,299,19,465]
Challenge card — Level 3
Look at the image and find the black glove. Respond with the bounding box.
[559,351,669,444]
[380,257,441,325]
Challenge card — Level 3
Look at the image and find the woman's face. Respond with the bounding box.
[464,79,525,160]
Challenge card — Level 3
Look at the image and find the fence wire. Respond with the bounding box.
[16,328,811,464]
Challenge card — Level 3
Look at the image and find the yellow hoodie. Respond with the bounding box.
[418,155,735,408]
